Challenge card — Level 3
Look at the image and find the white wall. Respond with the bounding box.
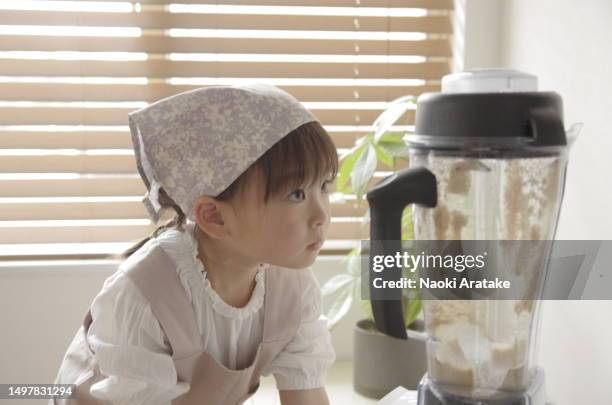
[462,0,612,240]
[462,1,612,403]
[499,0,612,240]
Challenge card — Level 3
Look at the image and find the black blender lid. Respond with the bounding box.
[411,70,567,150]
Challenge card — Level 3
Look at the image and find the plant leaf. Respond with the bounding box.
[373,95,415,144]
[347,248,362,277]
[378,132,412,162]
[321,274,353,298]
[355,282,374,322]
[374,143,394,169]
[401,205,415,241]
[336,142,366,193]
[351,142,377,200]
[378,131,405,145]
[325,284,353,330]
[403,296,422,328]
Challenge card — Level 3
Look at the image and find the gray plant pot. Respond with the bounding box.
[353,318,427,399]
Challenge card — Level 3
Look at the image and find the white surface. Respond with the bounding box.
[378,386,418,405]
[249,361,380,405]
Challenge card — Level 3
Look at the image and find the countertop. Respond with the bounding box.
[249,360,416,404]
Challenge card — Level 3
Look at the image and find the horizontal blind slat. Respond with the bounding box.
[0,130,131,149]
[0,240,359,259]
[0,36,452,56]
[0,155,136,173]
[0,129,413,149]
[0,107,415,125]
[0,198,368,220]
[0,176,143,197]
[0,59,450,78]
[0,11,452,33]
[92,0,453,8]
[0,153,408,173]
[0,171,404,197]
[0,83,440,102]
[0,220,369,244]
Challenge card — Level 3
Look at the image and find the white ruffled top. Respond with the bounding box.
[86,220,335,405]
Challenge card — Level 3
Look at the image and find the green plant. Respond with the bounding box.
[322,95,422,331]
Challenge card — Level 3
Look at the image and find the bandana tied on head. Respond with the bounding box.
[128,83,318,223]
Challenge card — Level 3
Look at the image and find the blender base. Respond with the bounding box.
[416,368,546,405]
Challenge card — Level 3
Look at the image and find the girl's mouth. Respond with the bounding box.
[307,240,323,250]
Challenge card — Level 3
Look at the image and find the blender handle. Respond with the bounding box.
[366,167,437,339]
[528,106,566,147]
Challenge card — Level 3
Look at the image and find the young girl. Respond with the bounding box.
[52,84,338,405]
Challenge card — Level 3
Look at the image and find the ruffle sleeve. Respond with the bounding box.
[262,267,336,390]
[86,269,190,405]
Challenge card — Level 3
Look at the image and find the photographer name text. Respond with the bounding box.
[373,277,511,289]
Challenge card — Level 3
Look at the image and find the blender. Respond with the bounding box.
[366,70,580,405]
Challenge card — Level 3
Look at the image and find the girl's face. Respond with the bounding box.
[229,171,333,269]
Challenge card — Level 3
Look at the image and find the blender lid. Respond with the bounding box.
[411,69,567,150]
[442,69,538,93]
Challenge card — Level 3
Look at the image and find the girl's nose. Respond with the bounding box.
[310,196,330,228]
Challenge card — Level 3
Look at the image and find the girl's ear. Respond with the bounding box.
[193,196,232,239]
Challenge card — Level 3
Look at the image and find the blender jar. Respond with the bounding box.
[410,147,566,399]
[410,70,573,402]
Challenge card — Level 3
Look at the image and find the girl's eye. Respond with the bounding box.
[289,189,306,201]
[322,180,334,193]
[289,180,334,201]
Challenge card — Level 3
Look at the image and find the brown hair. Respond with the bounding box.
[113,120,338,260]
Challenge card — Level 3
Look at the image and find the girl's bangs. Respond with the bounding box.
[259,121,339,201]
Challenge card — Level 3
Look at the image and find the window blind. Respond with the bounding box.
[0,0,453,260]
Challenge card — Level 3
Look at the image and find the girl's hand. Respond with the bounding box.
[278,387,330,405]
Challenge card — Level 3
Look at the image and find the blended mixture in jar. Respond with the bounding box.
[411,153,565,399]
